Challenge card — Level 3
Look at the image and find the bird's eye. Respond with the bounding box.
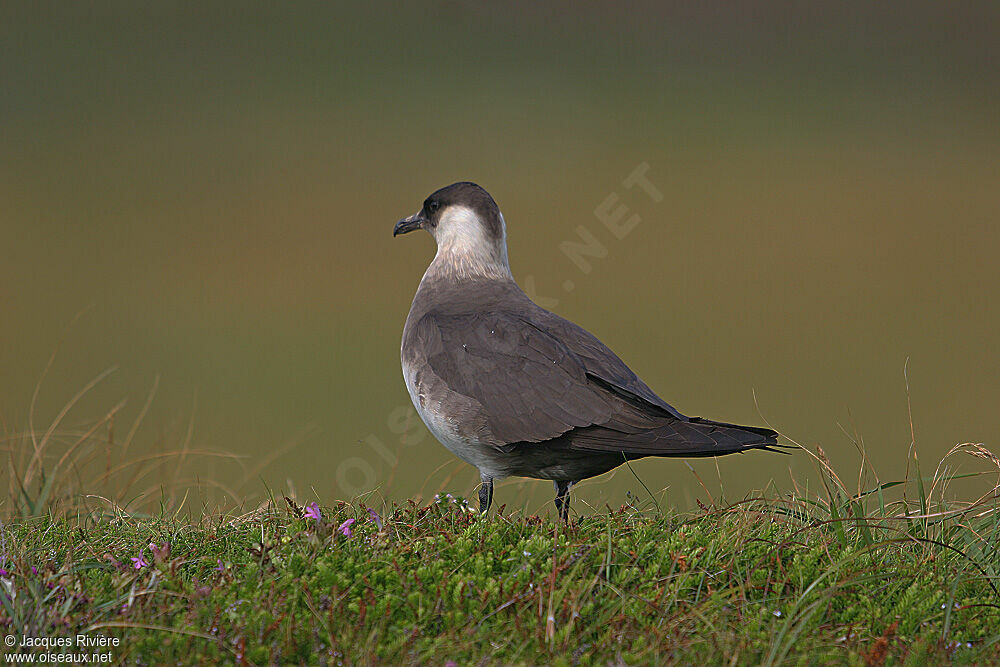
[426,200,440,215]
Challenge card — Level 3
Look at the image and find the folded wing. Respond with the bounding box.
[411,307,778,457]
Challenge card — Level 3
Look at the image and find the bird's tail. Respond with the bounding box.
[682,417,792,456]
[567,417,794,458]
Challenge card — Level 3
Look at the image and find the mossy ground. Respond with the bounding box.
[2,488,998,665]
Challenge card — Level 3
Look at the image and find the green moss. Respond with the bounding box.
[1,499,998,664]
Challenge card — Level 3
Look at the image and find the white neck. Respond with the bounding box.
[424,206,512,282]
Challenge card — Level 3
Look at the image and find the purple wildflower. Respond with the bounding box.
[131,549,149,569]
[30,566,38,575]
[304,502,322,521]
[215,559,226,573]
[0,569,8,577]
[367,508,383,531]
[337,518,355,537]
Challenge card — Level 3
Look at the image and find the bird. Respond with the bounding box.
[394,182,784,521]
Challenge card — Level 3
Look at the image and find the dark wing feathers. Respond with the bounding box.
[415,310,612,443]
[414,306,778,457]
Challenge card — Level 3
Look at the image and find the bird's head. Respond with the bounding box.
[394,182,511,280]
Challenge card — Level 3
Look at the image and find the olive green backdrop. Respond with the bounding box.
[3,2,998,513]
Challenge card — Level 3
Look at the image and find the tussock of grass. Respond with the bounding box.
[3,366,247,521]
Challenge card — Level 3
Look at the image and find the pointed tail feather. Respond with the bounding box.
[567,416,787,458]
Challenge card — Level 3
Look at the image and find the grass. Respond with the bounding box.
[2,371,999,664]
[2,452,999,665]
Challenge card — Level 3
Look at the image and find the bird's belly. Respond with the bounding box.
[402,358,513,479]
[503,444,629,482]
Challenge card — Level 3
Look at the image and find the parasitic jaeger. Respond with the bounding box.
[394,182,784,521]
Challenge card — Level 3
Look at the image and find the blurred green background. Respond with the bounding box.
[3,2,998,513]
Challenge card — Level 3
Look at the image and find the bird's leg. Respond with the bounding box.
[478,474,494,515]
[554,480,574,522]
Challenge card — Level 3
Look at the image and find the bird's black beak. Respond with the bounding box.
[393,211,426,237]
